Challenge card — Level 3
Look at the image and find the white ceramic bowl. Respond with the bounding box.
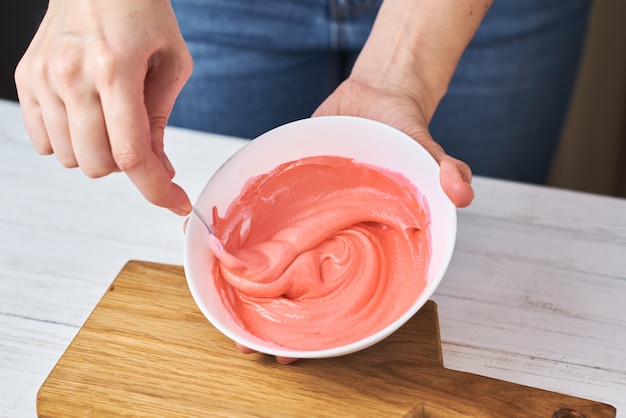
[184,116,456,358]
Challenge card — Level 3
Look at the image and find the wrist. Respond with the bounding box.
[350,0,492,122]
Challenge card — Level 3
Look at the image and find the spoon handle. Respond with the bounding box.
[191,206,216,236]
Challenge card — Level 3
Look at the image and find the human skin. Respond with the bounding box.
[266,0,492,362]
[17,0,491,362]
[14,0,193,215]
[15,0,488,217]
[315,0,493,208]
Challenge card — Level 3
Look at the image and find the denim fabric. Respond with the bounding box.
[169,0,590,183]
[431,1,591,183]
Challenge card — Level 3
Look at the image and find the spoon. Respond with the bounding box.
[191,205,216,235]
[191,205,224,256]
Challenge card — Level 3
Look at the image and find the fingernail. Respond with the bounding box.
[170,206,190,216]
[209,234,224,258]
[276,357,297,365]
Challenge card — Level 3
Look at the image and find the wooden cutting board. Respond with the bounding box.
[37,261,616,417]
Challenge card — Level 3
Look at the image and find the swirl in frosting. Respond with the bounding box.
[210,155,431,350]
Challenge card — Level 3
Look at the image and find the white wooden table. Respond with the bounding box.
[1,98,625,417]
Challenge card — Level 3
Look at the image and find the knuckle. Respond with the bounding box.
[57,153,79,169]
[81,164,114,179]
[112,145,143,173]
[54,60,80,83]
[93,47,124,85]
[32,139,54,155]
[150,115,168,131]
[17,55,47,87]
[179,49,194,78]
[14,59,28,86]
[50,50,83,88]
[79,154,119,178]
[158,47,194,85]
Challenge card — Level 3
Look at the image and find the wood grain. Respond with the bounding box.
[3,98,625,417]
[37,261,616,418]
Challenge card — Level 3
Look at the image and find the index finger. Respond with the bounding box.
[99,60,190,215]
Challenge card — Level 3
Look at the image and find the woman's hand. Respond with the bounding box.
[236,91,473,364]
[313,78,474,208]
[234,79,474,364]
[15,0,193,215]
[312,0,494,209]
[233,0,493,363]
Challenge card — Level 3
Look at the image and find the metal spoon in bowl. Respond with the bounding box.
[191,206,224,257]
[191,205,216,235]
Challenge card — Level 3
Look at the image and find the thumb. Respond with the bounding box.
[403,126,475,208]
[439,156,474,208]
[143,96,173,179]
[142,50,193,213]
[144,49,192,166]
[149,114,176,179]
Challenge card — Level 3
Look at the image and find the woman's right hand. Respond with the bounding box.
[15,0,194,215]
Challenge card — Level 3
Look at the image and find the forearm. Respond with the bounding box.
[351,0,493,122]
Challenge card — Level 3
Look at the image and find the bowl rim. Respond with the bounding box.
[183,115,457,358]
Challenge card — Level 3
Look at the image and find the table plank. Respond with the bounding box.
[36,261,616,418]
[0,315,76,417]
[435,199,626,410]
[1,98,625,417]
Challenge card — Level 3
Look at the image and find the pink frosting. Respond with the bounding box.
[210,156,431,350]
